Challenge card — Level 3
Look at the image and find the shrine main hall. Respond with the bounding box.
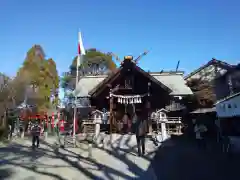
[74,56,193,134]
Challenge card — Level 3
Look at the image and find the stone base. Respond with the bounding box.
[21,132,24,139]
[44,132,48,139]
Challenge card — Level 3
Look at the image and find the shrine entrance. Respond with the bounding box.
[111,94,147,134]
[89,55,171,134]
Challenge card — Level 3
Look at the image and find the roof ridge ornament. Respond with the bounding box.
[107,51,149,65]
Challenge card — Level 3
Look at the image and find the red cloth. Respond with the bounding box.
[59,120,64,132]
[75,121,79,133]
[51,114,54,128]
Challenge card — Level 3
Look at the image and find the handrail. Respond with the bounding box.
[151,117,182,121]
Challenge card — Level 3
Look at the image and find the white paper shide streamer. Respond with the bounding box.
[111,93,146,104]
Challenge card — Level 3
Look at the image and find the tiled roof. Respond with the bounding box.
[151,73,193,95]
[75,75,107,97]
[215,92,240,105]
[190,107,216,114]
[184,58,234,80]
[75,73,192,97]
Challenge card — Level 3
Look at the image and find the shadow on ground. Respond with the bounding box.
[150,135,239,180]
[0,168,15,179]
[2,134,238,180]
[0,135,156,180]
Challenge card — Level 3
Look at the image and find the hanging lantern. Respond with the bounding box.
[139,97,142,103]
[118,97,120,103]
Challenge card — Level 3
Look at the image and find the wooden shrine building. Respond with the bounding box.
[75,56,193,134]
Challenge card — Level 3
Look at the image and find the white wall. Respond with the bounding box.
[216,94,240,117]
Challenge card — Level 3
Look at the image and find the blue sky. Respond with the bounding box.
[0,1,239,80]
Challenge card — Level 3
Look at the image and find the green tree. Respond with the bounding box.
[71,48,116,75]
[61,48,117,111]
[0,72,30,138]
[62,48,116,91]
[17,45,59,113]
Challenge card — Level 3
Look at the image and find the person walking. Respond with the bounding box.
[194,121,207,149]
[135,109,148,156]
[31,120,41,148]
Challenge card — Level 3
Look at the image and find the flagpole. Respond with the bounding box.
[73,54,80,147]
[73,31,85,147]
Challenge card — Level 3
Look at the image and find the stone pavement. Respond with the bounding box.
[0,134,158,180]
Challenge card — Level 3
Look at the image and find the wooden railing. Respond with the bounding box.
[82,119,95,125]
[151,117,182,123]
[151,117,183,135]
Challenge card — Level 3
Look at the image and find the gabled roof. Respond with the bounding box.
[151,73,192,95]
[156,108,169,113]
[215,63,240,80]
[184,58,234,80]
[215,92,240,105]
[91,109,103,115]
[75,75,107,97]
[190,107,216,114]
[75,61,193,97]
[88,62,172,97]
[75,74,192,97]
[88,68,122,96]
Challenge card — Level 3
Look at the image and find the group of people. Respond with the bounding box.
[29,109,149,156]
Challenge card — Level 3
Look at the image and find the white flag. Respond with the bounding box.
[77,31,86,67]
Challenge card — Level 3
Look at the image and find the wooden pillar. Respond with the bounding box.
[147,82,152,134]
[109,89,113,134]
[148,105,152,134]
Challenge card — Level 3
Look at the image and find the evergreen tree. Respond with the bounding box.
[62,48,117,91]
[17,45,59,113]
[61,48,117,109]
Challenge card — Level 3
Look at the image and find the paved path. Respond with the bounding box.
[0,135,157,180]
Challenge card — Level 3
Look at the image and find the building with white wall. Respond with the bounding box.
[216,92,240,117]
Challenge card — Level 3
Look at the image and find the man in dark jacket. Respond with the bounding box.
[31,120,41,148]
[135,109,148,156]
